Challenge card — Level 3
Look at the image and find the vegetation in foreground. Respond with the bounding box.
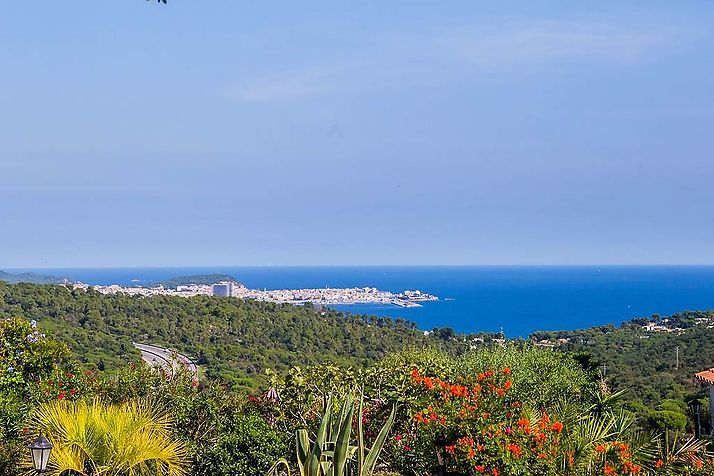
[2,315,714,476]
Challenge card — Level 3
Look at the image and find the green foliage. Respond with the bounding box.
[28,398,189,476]
[274,393,396,476]
[648,410,688,432]
[531,310,714,405]
[0,283,455,390]
[0,316,71,393]
[192,413,287,476]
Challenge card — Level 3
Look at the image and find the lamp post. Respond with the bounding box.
[434,432,448,476]
[28,432,53,475]
[688,399,702,439]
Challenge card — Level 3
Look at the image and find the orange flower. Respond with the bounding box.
[595,444,607,454]
[506,443,522,457]
[655,459,663,468]
[504,380,512,390]
[551,421,563,433]
[502,367,511,374]
[604,465,616,475]
[492,468,499,476]
[423,377,434,390]
[517,418,530,429]
[475,465,485,473]
[457,436,475,447]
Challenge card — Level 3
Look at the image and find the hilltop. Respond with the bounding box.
[156,274,243,288]
[0,269,67,285]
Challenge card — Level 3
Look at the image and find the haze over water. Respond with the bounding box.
[10,266,714,337]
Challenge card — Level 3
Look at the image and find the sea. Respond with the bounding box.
[8,266,714,337]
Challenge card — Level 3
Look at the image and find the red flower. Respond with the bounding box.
[551,421,563,433]
[475,465,485,473]
[57,392,66,400]
[394,434,402,442]
[506,443,522,457]
[604,465,615,475]
[411,368,420,382]
[655,459,664,468]
[69,388,77,396]
[503,380,512,390]
[403,446,412,452]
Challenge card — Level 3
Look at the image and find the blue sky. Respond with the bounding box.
[1,1,713,267]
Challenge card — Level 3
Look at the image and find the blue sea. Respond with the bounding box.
[9,266,714,337]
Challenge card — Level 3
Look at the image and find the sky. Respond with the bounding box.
[1,1,713,267]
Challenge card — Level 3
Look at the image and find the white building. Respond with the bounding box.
[212,282,233,297]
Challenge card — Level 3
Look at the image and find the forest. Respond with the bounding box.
[0,282,468,390]
[1,282,713,423]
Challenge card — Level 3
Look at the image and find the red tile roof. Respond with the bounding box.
[696,369,714,385]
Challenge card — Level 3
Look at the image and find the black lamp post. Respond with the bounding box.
[434,433,448,476]
[28,432,53,475]
[688,399,703,439]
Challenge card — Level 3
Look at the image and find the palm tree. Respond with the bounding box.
[27,399,188,476]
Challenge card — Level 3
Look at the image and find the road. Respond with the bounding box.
[133,342,198,378]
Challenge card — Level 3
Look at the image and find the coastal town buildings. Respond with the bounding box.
[74,281,438,308]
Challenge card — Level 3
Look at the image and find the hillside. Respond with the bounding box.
[530,310,714,403]
[0,269,67,284]
[0,282,456,389]
[157,274,243,288]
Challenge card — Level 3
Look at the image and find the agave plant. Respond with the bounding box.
[269,392,396,476]
[26,398,188,476]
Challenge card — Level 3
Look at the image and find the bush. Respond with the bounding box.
[190,413,288,476]
[648,410,688,432]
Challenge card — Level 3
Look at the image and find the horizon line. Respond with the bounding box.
[5,263,714,271]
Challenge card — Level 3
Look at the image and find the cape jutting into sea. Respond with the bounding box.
[10,266,714,337]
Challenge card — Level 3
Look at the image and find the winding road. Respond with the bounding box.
[133,342,198,378]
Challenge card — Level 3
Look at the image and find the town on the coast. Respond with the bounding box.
[76,280,439,308]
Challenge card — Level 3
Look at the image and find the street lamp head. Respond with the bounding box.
[688,399,702,414]
[28,432,52,474]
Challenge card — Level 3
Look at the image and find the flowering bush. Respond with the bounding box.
[403,367,564,475]
[0,317,71,393]
[390,367,714,476]
[29,367,89,403]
